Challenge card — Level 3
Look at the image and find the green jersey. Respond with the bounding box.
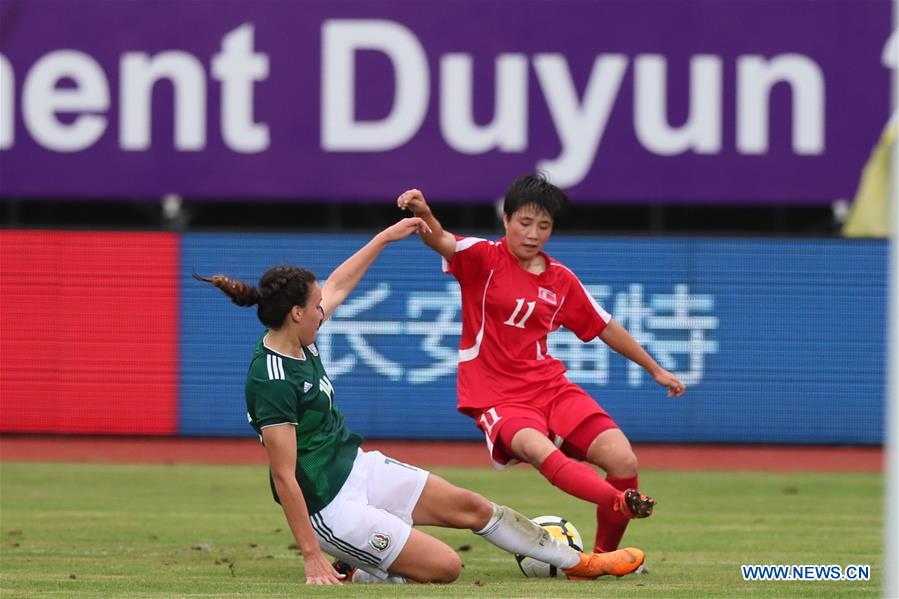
[245,334,362,513]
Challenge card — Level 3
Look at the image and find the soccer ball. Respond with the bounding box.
[515,515,583,578]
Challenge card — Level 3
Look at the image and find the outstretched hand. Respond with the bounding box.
[652,368,686,397]
[396,189,431,217]
[380,217,432,242]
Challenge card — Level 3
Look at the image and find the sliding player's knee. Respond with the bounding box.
[425,550,462,583]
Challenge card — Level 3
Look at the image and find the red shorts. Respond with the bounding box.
[462,380,619,468]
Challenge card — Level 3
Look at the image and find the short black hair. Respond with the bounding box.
[503,174,569,221]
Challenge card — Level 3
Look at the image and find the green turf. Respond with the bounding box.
[0,462,883,598]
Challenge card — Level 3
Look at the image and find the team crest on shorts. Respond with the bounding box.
[369,532,390,552]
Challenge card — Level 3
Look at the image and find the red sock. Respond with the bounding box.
[594,474,637,552]
[538,450,620,507]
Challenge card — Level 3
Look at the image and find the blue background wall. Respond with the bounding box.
[180,235,886,444]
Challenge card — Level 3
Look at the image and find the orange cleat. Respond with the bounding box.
[562,547,645,580]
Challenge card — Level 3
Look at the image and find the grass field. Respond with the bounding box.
[0,462,883,598]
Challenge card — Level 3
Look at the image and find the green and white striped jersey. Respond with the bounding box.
[245,333,362,513]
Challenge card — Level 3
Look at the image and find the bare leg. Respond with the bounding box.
[409,473,580,569]
[585,428,638,477]
[388,528,462,583]
[508,427,559,467]
[412,473,494,529]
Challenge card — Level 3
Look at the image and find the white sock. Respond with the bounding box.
[351,569,407,584]
[474,503,579,568]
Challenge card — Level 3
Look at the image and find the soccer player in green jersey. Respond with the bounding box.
[196,217,644,585]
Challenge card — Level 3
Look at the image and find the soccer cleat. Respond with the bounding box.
[332,559,357,581]
[615,488,655,519]
[563,547,645,579]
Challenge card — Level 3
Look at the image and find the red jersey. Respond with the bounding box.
[444,236,611,411]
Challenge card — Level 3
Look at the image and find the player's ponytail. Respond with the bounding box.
[193,273,262,307]
[194,265,317,329]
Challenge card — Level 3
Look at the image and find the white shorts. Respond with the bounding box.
[310,449,430,579]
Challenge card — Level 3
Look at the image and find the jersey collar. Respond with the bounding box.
[499,236,550,277]
[262,335,307,361]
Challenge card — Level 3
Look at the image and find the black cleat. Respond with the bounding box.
[616,488,656,519]
[332,560,357,581]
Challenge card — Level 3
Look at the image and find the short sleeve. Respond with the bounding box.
[557,266,611,341]
[254,380,299,428]
[443,236,491,285]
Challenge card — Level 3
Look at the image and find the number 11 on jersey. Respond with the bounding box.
[504,298,536,329]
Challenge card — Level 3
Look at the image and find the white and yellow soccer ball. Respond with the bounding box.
[515,515,584,578]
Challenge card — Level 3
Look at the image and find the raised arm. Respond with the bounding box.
[599,319,687,397]
[397,189,456,262]
[261,424,344,585]
[320,217,430,320]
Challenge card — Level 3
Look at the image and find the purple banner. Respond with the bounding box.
[0,0,891,203]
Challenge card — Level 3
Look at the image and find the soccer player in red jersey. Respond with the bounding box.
[398,175,687,554]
